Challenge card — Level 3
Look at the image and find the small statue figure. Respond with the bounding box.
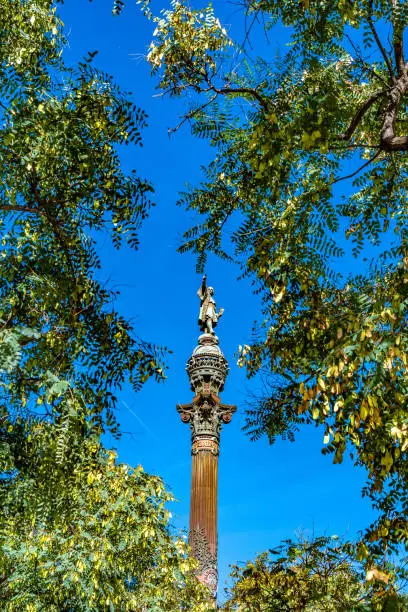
[197,275,224,335]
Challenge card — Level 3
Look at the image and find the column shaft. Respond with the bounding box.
[190,449,218,559]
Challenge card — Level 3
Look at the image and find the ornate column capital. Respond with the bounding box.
[176,333,235,453]
[177,395,236,453]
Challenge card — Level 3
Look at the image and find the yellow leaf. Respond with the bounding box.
[380,452,393,469]
[360,404,368,420]
[273,286,286,303]
[356,543,369,561]
[367,395,377,409]
[366,568,389,583]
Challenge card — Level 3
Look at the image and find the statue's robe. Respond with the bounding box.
[197,286,217,332]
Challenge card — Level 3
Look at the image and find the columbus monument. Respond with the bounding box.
[177,275,236,598]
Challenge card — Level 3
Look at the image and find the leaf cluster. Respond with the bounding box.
[140,0,408,557]
[0,419,210,610]
[223,535,408,611]
[0,3,212,609]
[0,0,166,440]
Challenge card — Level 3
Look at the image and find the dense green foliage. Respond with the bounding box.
[0,1,210,608]
[142,0,408,556]
[0,425,209,610]
[0,0,165,434]
[223,536,408,611]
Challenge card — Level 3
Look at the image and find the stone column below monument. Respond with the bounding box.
[176,331,236,599]
[189,441,219,591]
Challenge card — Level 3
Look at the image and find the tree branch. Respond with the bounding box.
[394,40,405,76]
[380,71,408,150]
[200,66,270,111]
[211,83,269,111]
[340,90,384,141]
[0,204,40,214]
[390,0,405,76]
[28,172,77,279]
[168,93,217,134]
[368,0,394,80]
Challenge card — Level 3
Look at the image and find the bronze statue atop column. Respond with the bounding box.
[197,275,224,336]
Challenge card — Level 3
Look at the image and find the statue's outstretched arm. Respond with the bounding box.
[198,275,207,301]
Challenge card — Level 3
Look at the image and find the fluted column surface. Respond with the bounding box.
[190,450,218,559]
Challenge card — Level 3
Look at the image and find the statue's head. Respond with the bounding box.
[208,287,214,296]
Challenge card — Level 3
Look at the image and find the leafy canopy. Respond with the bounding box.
[0,0,166,437]
[0,1,210,609]
[223,536,408,611]
[141,0,408,556]
[0,423,210,610]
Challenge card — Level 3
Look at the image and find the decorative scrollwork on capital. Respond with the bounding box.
[177,396,236,449]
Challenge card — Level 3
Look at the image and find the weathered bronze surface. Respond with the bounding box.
[197,275,224,335]
[177,279,235,598]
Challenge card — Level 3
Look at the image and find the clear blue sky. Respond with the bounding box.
[60,0,375,599]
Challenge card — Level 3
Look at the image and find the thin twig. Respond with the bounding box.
[201,67,269,110]
[345,35,389,88]
[332,150,381,184]
[168,93,217,134]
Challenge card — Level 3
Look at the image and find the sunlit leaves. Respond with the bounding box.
[0,1,165,438]
[223,536,407,611]
[0,425,210,610]
[0,3,202,608]
[146,0,232,96]
[0,1,63,76]
[140,0,408,556]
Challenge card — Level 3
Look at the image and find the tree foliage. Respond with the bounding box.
[141,0,408,555]
[0,422,209,610]
[0,0,166,435]
[223,536,408,611]
[0,1,210,608]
